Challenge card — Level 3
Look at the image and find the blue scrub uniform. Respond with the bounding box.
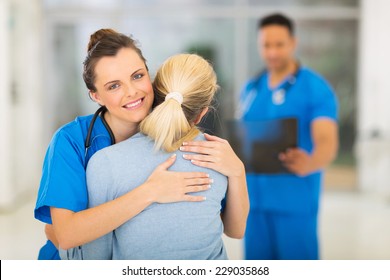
[239,66,338,260]
[34,113,112,260]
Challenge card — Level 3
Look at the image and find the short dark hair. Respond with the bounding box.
[258,13,294,35]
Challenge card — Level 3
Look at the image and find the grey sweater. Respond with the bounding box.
[71,132,227,260]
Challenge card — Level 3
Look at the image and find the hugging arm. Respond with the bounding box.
[51,154,212,251]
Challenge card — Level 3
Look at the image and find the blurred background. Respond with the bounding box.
[1,0,390,260]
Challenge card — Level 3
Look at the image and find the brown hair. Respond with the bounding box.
[83,28,147,92]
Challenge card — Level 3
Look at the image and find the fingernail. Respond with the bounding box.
[179,146,185,151]
[206,174,210,177]
[210,179,214,184]
[170,154,177,158]
[203,197,207,201]
[182,142,188,146]
[182,154,189,159]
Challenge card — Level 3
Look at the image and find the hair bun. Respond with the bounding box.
[87,28,118,52]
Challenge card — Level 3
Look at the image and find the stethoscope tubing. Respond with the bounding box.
[84,106,115,157]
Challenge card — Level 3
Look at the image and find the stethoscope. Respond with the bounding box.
[84,106,115,157]
[236,63,301,119]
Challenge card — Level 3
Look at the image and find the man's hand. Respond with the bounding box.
[279,117,339,177]
[279,148,313,177]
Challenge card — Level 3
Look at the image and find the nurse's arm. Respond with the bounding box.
[221,169,249,239]
[51,187,152,251]
[45,224,59,248]
[51,155,212,250]
[280,118,339,176]
[310,118,339,169]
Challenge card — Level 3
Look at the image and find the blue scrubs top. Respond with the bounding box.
[239,66,338,214]
[34,113,112,258]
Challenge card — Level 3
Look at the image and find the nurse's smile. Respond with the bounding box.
[122,97,145,110]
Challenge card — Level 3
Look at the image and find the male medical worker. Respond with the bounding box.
[239,13,339,260]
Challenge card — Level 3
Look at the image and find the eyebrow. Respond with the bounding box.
[132,68,144,76]
[103,68,144,87]
[104,80,120,87]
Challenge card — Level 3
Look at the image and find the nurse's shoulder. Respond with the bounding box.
[51,114,94,143]
[45,114,95,162]
[242,71,267,92]
[299,67,335,93]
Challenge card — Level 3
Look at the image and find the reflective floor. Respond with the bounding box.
[1,190,390,260]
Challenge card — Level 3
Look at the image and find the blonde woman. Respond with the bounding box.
[71,54,249,260]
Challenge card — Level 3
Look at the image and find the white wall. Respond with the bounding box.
[0,0,12,207]
[0,0,44,209]
[11,0,44,198]
[357,0,390,196]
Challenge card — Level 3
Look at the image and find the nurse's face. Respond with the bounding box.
[91,47,154,129]
[258,25,296,73]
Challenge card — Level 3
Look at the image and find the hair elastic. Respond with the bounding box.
[165,92,183,104]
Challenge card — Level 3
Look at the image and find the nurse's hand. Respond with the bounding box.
[179,133,245,178]
[145,154,212,203]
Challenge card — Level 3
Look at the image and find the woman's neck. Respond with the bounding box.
[104,112,139,143]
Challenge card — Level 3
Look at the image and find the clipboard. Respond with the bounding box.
[223,118,298,174]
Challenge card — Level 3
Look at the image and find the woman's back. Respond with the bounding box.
[83,132,228,260]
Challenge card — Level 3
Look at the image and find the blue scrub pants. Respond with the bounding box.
[38,240,60,260]
[244,210,319,260]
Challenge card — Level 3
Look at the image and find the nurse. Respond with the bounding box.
[34,29,241,259]
[239,13,339,259]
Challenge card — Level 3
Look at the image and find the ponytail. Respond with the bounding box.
[140,54,218,152]
[140,98,199,152]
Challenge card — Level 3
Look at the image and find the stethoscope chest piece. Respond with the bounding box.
[272,74,298,105]
[272,89,286,105]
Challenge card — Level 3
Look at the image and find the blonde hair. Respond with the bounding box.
[140,53,218,152]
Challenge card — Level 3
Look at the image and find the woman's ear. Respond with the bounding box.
[194,107,209,125]
[89,90,104,106]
